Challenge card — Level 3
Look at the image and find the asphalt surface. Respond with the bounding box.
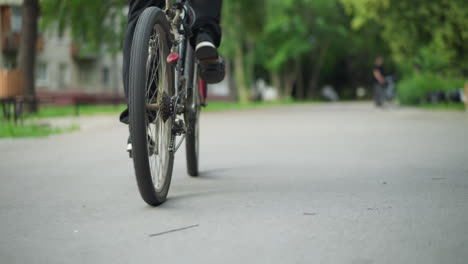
[1,103,467,264]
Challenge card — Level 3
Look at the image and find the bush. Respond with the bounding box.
[397,74,465,105]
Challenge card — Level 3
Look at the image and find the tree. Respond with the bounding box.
[221,0,265,103]
[18,0,40,112]
[41,0,127,55]
[226,0,392,101]
[257,0,363,100]
[260,0,312,100]
[341,0,468,77]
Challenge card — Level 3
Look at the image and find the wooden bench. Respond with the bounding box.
[72,94,125,116]
[0,70,24,123]
[36,91,125,116]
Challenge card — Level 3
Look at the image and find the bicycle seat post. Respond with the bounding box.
[165,0,172,11]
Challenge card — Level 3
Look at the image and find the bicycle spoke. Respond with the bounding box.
[146,56,160,101]
[145,34,160,100]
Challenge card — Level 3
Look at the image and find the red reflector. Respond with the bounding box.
[167,52,179,63]
[199,79,207,100]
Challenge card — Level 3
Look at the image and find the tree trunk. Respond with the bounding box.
[295,60,304,100]
[229,8,251,104]
[225,59,236,100]
[18,0,39,113]
[282,72,294,100]
[282,60,300,100]
[271,72,281,100]
[308,41,330,99]
[234,41,249,103]
[245,37,255,98]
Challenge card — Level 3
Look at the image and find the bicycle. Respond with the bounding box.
[128,0,207,206]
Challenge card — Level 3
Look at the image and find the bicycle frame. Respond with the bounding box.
[128,1,205,205]
[162,0,200,153]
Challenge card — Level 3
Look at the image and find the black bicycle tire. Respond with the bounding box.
[129,7,174,206]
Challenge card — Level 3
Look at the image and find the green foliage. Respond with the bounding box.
[221,0,382,100]
[418,102,465,111]
[40,0,127,54]
[259,0,312,73]
[256,0,355,73]
[397,74,465,105]
[37,0,401,101]
[341,0,468,77]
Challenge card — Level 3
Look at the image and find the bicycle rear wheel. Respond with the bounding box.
[129,7,175,206]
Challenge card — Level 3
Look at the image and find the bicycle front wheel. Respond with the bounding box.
[129,7,175,206]
[185,78,201,177]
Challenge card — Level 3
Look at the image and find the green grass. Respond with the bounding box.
[0,121,79,138]
[21,100,311,119]
[203,100,317,112]
[27,104,127,119]
[1,100,317,138]
[418,103,466,111]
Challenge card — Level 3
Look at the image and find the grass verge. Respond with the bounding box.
[1,100,315,138]
[418,103,466,111]
[0,121,79,138]
[203,100,315,112]
[28,104,127,119]
[21,100,307,119]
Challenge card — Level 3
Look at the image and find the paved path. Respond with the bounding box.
[1,103,467,264]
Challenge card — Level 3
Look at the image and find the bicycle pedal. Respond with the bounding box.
[127,144,133,158]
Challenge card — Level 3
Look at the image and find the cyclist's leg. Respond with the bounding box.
[188,0,222,48]
[121,0,164,124]
[121,0,224,124]
[188,0,225,84]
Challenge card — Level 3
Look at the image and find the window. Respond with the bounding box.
[11,7,22,33]
[58,63,68,89]
[4,57,16,69]
[36,62,48,85]
[79,65,92,84]
[102,67,110,85]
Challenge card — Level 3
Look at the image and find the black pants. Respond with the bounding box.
[120,0,222,124]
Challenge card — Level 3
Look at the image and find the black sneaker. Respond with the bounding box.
[195,33,225,84]
[195,32,219,60]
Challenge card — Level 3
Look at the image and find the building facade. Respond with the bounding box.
[0,0,124,98]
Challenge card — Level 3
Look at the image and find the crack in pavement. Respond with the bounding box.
[148,224,199,237]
